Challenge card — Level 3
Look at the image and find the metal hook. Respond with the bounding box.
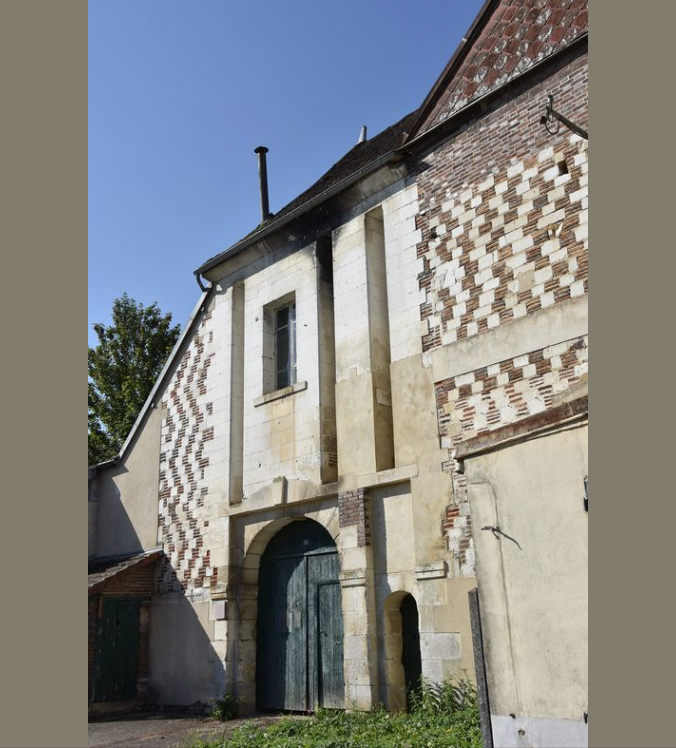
[540,94,588,140]
[481,525,523,550]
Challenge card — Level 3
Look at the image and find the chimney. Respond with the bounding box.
[357,125,368,144]
[254,146,270,222]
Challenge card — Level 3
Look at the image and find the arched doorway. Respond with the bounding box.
[400,594,422,709]
[256,519,345,712]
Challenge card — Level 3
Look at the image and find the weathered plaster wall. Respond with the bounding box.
[94,405,162,558]
[148,593,221,705]
[464,422,588,747]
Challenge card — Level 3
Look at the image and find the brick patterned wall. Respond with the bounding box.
[158,308,217,595]
[412,51,588,575]
[338,489,371,547]
[416,54,588,352]
[420,139,587,350]
[439,335,588,491]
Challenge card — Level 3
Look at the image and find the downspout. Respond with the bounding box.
[195,272,211,292]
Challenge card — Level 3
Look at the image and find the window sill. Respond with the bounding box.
[253,381,307,407]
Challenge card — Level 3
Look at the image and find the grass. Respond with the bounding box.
[189,679,482,748]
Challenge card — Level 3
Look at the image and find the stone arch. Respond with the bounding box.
[240,506,340,587]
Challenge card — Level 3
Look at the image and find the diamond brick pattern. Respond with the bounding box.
[420,0,588,134]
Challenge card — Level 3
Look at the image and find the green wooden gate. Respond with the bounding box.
[93,597,141,702]
[256,520,345,712]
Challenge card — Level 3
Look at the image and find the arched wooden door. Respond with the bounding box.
[256,520,345,712]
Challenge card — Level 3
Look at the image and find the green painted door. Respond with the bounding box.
[256,520,345,712]
[316,581,345,708]
[257,556,308,711]
[93,598,141,702]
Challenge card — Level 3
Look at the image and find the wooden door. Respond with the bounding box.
[93,597,141,702]
[316,580,345,708]
[256,520,345,712]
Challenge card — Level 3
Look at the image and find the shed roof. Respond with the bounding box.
[88,549,162,595]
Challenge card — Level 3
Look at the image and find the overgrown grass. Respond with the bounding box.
[190,679,482,748]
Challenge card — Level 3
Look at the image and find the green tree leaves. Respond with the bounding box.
[88,294,180,465]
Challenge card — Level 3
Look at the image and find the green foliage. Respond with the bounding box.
[190,678,481,748]
[211,693,240,721]
[88,293,180,465]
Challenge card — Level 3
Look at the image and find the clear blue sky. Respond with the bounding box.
[89,0,483,344]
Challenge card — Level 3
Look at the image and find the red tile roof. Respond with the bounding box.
[409,0,588,139]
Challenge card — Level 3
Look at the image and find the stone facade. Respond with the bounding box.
[89,0,588,730]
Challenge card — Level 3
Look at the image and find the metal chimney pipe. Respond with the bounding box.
[358,125,368,144]
[254,146,270,222]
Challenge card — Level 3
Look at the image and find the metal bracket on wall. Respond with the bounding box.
[481,525,522,550]
[540,94,588,140]
[584,476,588,511]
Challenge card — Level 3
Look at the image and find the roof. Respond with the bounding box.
[88,549,162,595]
[406,0,588,140]
[266,112,417,227]
[194,111,417,276]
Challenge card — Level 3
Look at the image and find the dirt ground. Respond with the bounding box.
[88,713,284,747]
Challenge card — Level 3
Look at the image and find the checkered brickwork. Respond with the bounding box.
[157,309,217,595]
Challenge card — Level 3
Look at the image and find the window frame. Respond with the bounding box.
[274,300,297,391]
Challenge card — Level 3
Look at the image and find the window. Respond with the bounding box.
[274,302,296,390]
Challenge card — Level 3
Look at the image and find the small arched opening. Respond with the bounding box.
[382,591,422,711]
[400,594,423,708]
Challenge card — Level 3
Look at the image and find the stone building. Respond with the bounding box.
[89,1,588,744]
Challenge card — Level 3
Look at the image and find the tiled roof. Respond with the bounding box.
[269,112,417,225]
[88,549,162,594]
[195,111,416,274]
[410,0,588,138]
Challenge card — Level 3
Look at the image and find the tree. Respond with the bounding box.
[89,293,181,465]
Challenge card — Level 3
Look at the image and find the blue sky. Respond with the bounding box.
[88,0,483,344]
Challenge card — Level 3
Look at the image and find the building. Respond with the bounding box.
[89,1,588,745]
